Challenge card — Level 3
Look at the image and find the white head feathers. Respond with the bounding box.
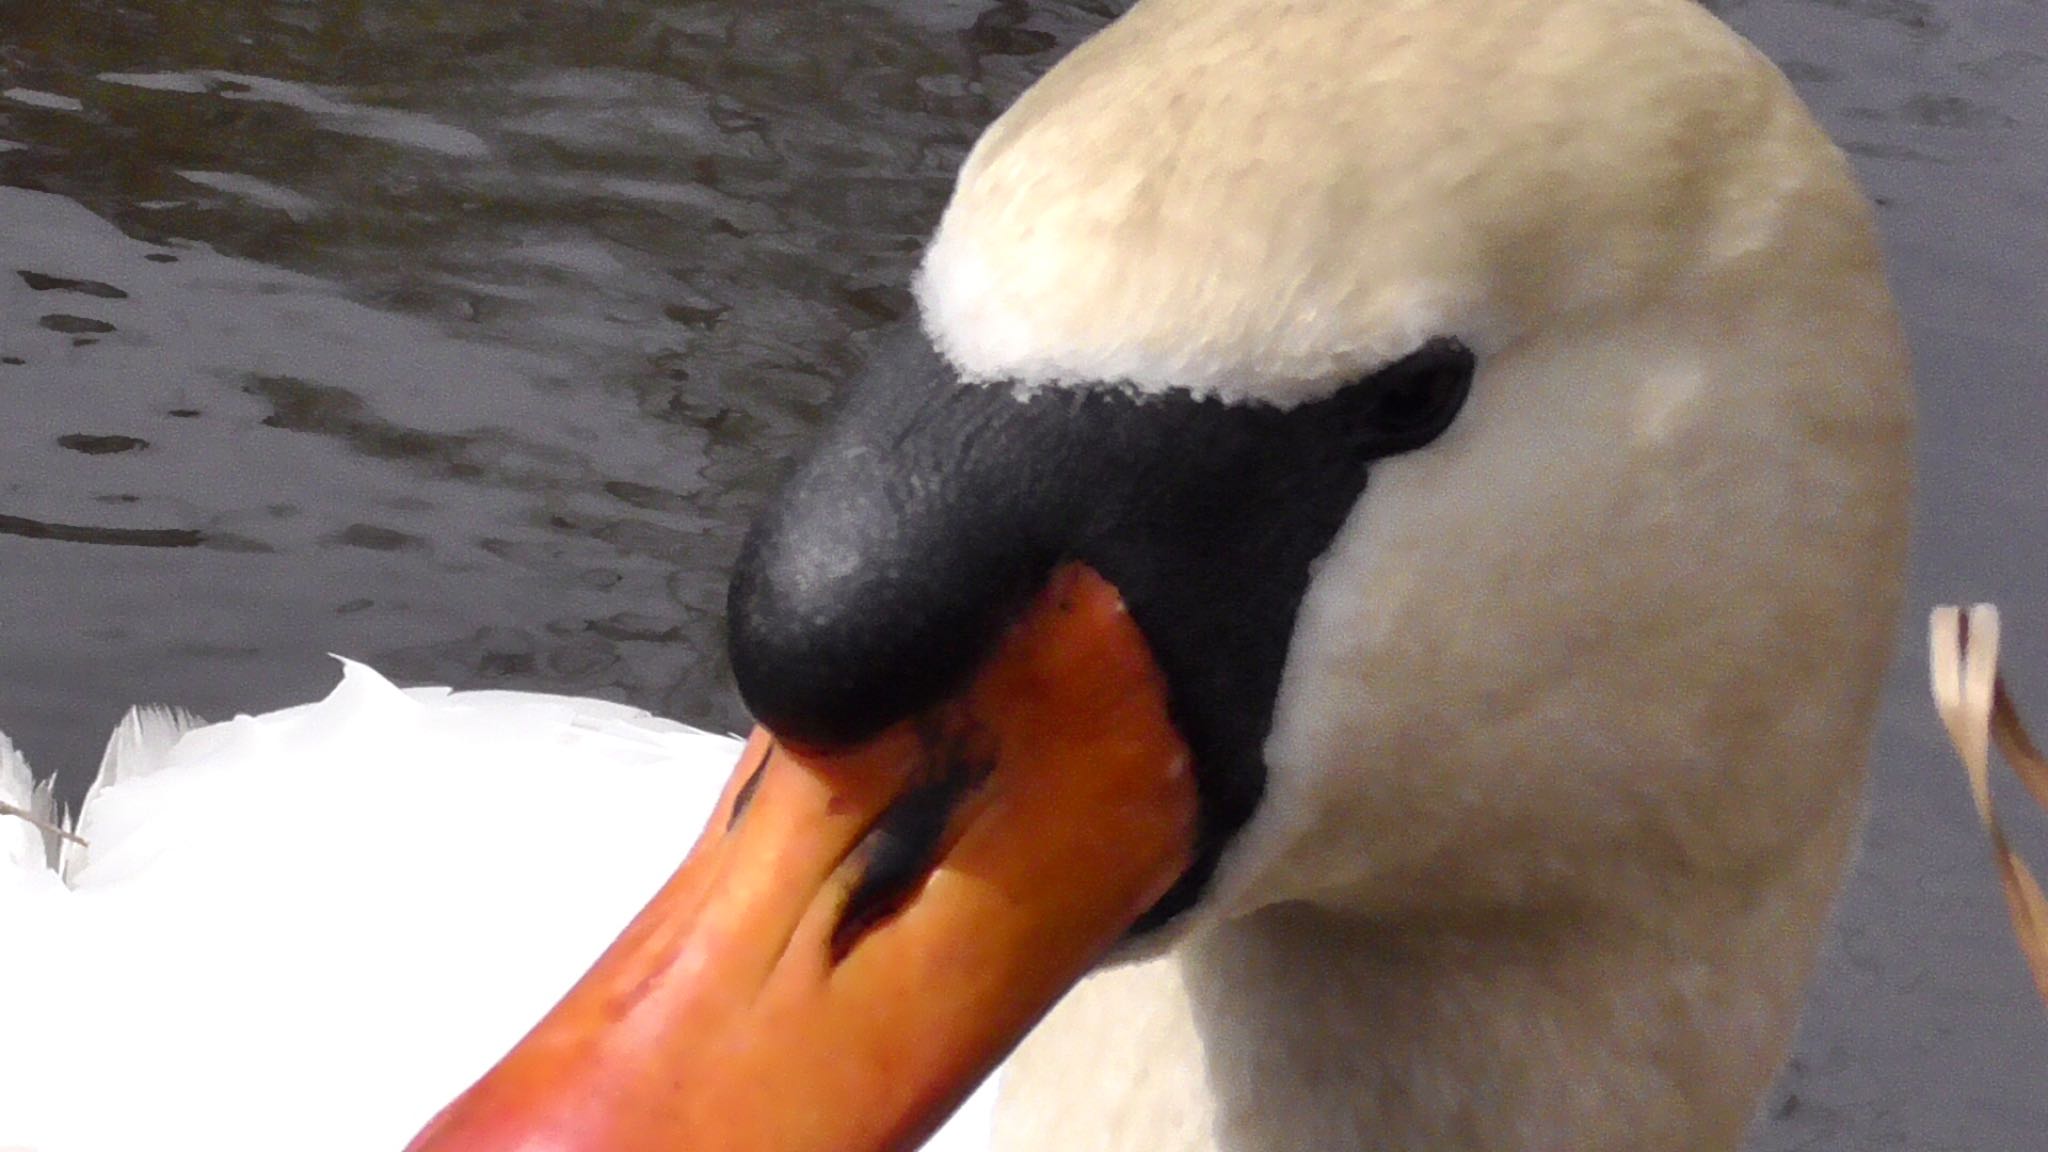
[916,0,1892,409]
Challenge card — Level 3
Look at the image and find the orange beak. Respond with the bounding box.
[403,564,1198,1152]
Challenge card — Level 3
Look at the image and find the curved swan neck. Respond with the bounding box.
[997,826,1856,1152]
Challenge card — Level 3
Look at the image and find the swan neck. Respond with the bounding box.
[998,888,1828,1152]
[1177,900,1809,1152]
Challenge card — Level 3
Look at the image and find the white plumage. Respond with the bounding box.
[0,661,992,1152]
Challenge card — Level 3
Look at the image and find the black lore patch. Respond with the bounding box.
[729,326,1473,931]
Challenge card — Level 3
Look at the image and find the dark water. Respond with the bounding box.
[0,0,2042,1146]
[0,0,1101,776]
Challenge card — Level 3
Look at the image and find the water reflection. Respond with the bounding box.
[0,512,203,548]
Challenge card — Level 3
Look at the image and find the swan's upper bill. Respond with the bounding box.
[408,0,1913,1150]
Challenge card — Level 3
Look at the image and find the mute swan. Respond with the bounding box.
[2,0,1911,1150]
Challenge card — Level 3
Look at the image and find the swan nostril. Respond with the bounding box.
[828,725,993,964]
[726,752,769,832]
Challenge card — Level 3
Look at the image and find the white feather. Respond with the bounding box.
[58,704,202,881]
[0,661,995,1152]
[0,729,53,877]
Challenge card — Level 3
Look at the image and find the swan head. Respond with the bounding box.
[406,0,1912,1149]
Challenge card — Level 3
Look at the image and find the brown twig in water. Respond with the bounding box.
[1931,605,2048,1011]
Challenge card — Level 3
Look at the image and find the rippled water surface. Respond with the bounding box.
[2,0,2044,1147]
[0,0,1094,766]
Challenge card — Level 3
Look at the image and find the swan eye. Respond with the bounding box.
[1339,336,1474,457]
